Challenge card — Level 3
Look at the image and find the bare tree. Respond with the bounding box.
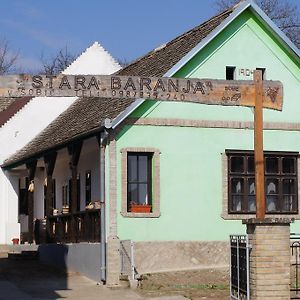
[40,46,76,75]
[0,39,19,75]
[215,0,300,48]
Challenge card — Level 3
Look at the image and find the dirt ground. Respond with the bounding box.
[136,268,230,300]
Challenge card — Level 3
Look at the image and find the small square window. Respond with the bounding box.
[226,66,236,80]
[256,68,266,80]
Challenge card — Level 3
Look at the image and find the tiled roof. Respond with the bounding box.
[0,98,15,112]
[3,97,135,167]
[118,8,233,77]
[3,7,235,167]
[0,97,33,127]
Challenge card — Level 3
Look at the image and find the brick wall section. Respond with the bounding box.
[245,219,291,300]
[106,138,121,286]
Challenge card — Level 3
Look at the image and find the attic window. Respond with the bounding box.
[226,66,236,80]
[256,68,266,80]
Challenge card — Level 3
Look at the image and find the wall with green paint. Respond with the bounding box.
[113,8,300,241]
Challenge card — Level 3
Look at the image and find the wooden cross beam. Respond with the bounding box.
[0,74,283,111]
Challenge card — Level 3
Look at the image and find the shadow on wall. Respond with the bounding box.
[38,243,69,271]
[38,243,102,283]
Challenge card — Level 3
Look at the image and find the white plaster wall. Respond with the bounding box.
[0,97,76,162]
[0,97,76,244]
[77,137,100,210]
[52,148,70,212]
[34,168,46,219]
[0,170,20,244]
[50,137,100,213]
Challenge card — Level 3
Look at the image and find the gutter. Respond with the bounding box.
[99,129,108,283]
[99,119,112,283]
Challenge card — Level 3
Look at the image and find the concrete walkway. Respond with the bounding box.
[0,254,186,300]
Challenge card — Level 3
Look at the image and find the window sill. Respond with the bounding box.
[221,212,300,220]
[121,211,161,218]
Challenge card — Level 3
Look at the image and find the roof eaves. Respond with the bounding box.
[111,3,245,130]
[248,1,300,59]
[111,0,300,130]
[164,1,251,77]
[2,125,104,170]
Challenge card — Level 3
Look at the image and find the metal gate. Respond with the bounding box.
[230,235,250,300]
[120,240,137,281]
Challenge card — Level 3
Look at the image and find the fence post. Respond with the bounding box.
[244,218,292,300]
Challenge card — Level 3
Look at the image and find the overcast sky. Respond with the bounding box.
[0,0,299,72]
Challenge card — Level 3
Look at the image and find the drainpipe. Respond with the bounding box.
[99,122,110,283]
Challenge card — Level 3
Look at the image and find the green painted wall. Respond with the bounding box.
[113,8,300,241]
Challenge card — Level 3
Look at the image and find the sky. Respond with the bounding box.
[0,0,299,73]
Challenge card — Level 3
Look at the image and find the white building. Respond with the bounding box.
[0,42,121,244]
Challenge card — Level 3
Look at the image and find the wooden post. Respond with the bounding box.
[254,70,265,219]
[44,152,57,242]
[68,142,82,242]
[26,160,37,244]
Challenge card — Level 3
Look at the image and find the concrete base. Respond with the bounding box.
[38,243,103,283]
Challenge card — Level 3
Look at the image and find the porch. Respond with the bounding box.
[35,209,101,244]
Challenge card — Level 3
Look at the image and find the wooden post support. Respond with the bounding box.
[68,142,82,242]
[44,152,57,242]
[254,71,265,219]
[26,160,37,244]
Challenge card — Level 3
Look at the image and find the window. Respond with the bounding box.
[256,67,266,80]
[43,179,56,216]
[19,177,29,215]
[127,153,152,212]
[227,151,298,214]
[226,66,236,80]
[121,148,161,217]
[69,175,81,211]
[85,171,91,206]
[62,184,68,207]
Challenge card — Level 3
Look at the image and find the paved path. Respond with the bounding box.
[0,254,186,300]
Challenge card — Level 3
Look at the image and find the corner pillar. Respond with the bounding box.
[244,218,292,300]
[106,236,121,287]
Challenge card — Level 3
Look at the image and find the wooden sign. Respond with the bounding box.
[0,74,283,110]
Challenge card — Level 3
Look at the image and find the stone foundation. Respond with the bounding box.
[133,240,229,274]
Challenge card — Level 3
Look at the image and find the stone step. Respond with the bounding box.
[8,250,38,260]
[0,244,9,253]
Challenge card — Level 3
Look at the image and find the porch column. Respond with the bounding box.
[44,152,57,242]
[26,160,37,244]
[68,141,82,242]
[244,218,292,300]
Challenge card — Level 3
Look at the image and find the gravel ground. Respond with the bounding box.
[136,268,230,300]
